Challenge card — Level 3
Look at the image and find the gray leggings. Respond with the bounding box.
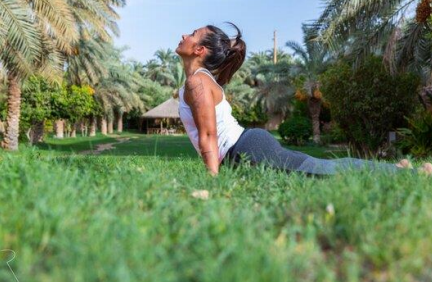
[222,128,407,176]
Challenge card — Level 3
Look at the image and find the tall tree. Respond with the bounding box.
[249,50,295,126]
[0,0,78,150]
[94,46,147,134]
[143,49,179,86]
[0,0,125,150]
[286,26,332,144]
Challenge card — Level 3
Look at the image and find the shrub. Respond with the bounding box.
[396,111,432,157]
[232,103,268,127]
[290,99,309,118]
[320,56,420,157]
[320,122,348,146]
[278,116,312,146]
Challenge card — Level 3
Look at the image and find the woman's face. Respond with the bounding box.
[175,27,208,58]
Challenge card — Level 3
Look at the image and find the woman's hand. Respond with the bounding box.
[184,73,220,175]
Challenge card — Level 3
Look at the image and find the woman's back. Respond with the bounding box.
[178,68,244,163]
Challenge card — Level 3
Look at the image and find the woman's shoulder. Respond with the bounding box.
[184,72,218,96]
[187,71,224,93]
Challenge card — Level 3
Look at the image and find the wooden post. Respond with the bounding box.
[273,30,277,64]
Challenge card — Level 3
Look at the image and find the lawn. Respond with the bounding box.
[1,132,431,282]
[35,130,350,159]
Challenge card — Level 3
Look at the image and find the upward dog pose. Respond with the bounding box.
[175,23,432,177]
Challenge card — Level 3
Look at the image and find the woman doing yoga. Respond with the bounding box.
[175,23,432,177]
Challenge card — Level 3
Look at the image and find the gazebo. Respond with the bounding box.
[142,98,182,134]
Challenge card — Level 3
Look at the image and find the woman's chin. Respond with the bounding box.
[175,48,185,57]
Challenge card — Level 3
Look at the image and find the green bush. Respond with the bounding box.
[320,56,420,157]
[320,122,348,146]
[396,111,432,157]
[291,99,309,118]
[278,116,312,146]
[232,103,268,127]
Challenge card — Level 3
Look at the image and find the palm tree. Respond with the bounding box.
[93,46,147,134]
[286,26,332,144]
[1,0,125,149]
[164,62,186,98]
[143,49,180,86]
[248,51,295,129]
[0,0,78,150]
[311,0,432,114]
[66,38,110,86]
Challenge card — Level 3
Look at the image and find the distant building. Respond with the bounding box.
[141,98,183,134]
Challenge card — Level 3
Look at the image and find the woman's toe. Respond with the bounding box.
[396,159,413,169]
[419,163,432,175]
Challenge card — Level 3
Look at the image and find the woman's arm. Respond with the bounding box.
[185,74,219,176]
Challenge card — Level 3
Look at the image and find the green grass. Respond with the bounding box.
[36,131,349,159]
[1,132,431,282]
[36,132,198,158]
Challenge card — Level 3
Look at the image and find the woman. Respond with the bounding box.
[175,23,432,177]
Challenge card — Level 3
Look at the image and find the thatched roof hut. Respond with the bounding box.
[142,98,182,134]
[142,98,179,119]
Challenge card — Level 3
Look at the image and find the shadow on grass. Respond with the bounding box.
[35,134,199,159]
[34,132,349,160]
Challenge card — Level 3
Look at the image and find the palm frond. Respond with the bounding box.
[0,0,41,76]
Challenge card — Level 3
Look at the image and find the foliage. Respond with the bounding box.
[93,48,146,118]
[286,25,332,96]
[51,84,96,122]
[278,116,312,146]
[140,79,173,109]
[232,103,268,127]
[320,56,420,157]
[310,0,432,80]
[291,99,309,118]
[224,76,268,126]
[320,122,349,146]
[396,111,432,157]
[20,76,60,123]
[0,92,6,121]
[251,62,295,115]
[0,0,125,79]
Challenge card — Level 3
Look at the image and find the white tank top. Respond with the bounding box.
[178,68,245,163]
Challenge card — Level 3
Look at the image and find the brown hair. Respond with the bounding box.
[199,22,246,86]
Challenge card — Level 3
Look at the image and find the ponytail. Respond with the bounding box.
[199,22,247,86]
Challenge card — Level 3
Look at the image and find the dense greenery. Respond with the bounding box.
[320,56,421,157]
[0,133,431,282]
[278,116,312,146]
[232,103,268,127]
[397,110,432,157]
[0,0,126,150]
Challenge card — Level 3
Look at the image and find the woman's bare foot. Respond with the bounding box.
[396,159,413,169]
[418,163,432,176]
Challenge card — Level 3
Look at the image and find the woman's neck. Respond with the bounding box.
[182,59,204,78]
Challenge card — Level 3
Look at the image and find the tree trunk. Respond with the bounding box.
[0,119,4,136]
[308,97,322,144]
[116,112,123,133]
[419,86,432,114]
[108,118,114,134]
[54,119,64,139]
[80,120,88,137]
[29,120,45,144]
[89,116,97,137]
[2,74,22,150]
[101,116,107,135]
[71,122,77,138]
